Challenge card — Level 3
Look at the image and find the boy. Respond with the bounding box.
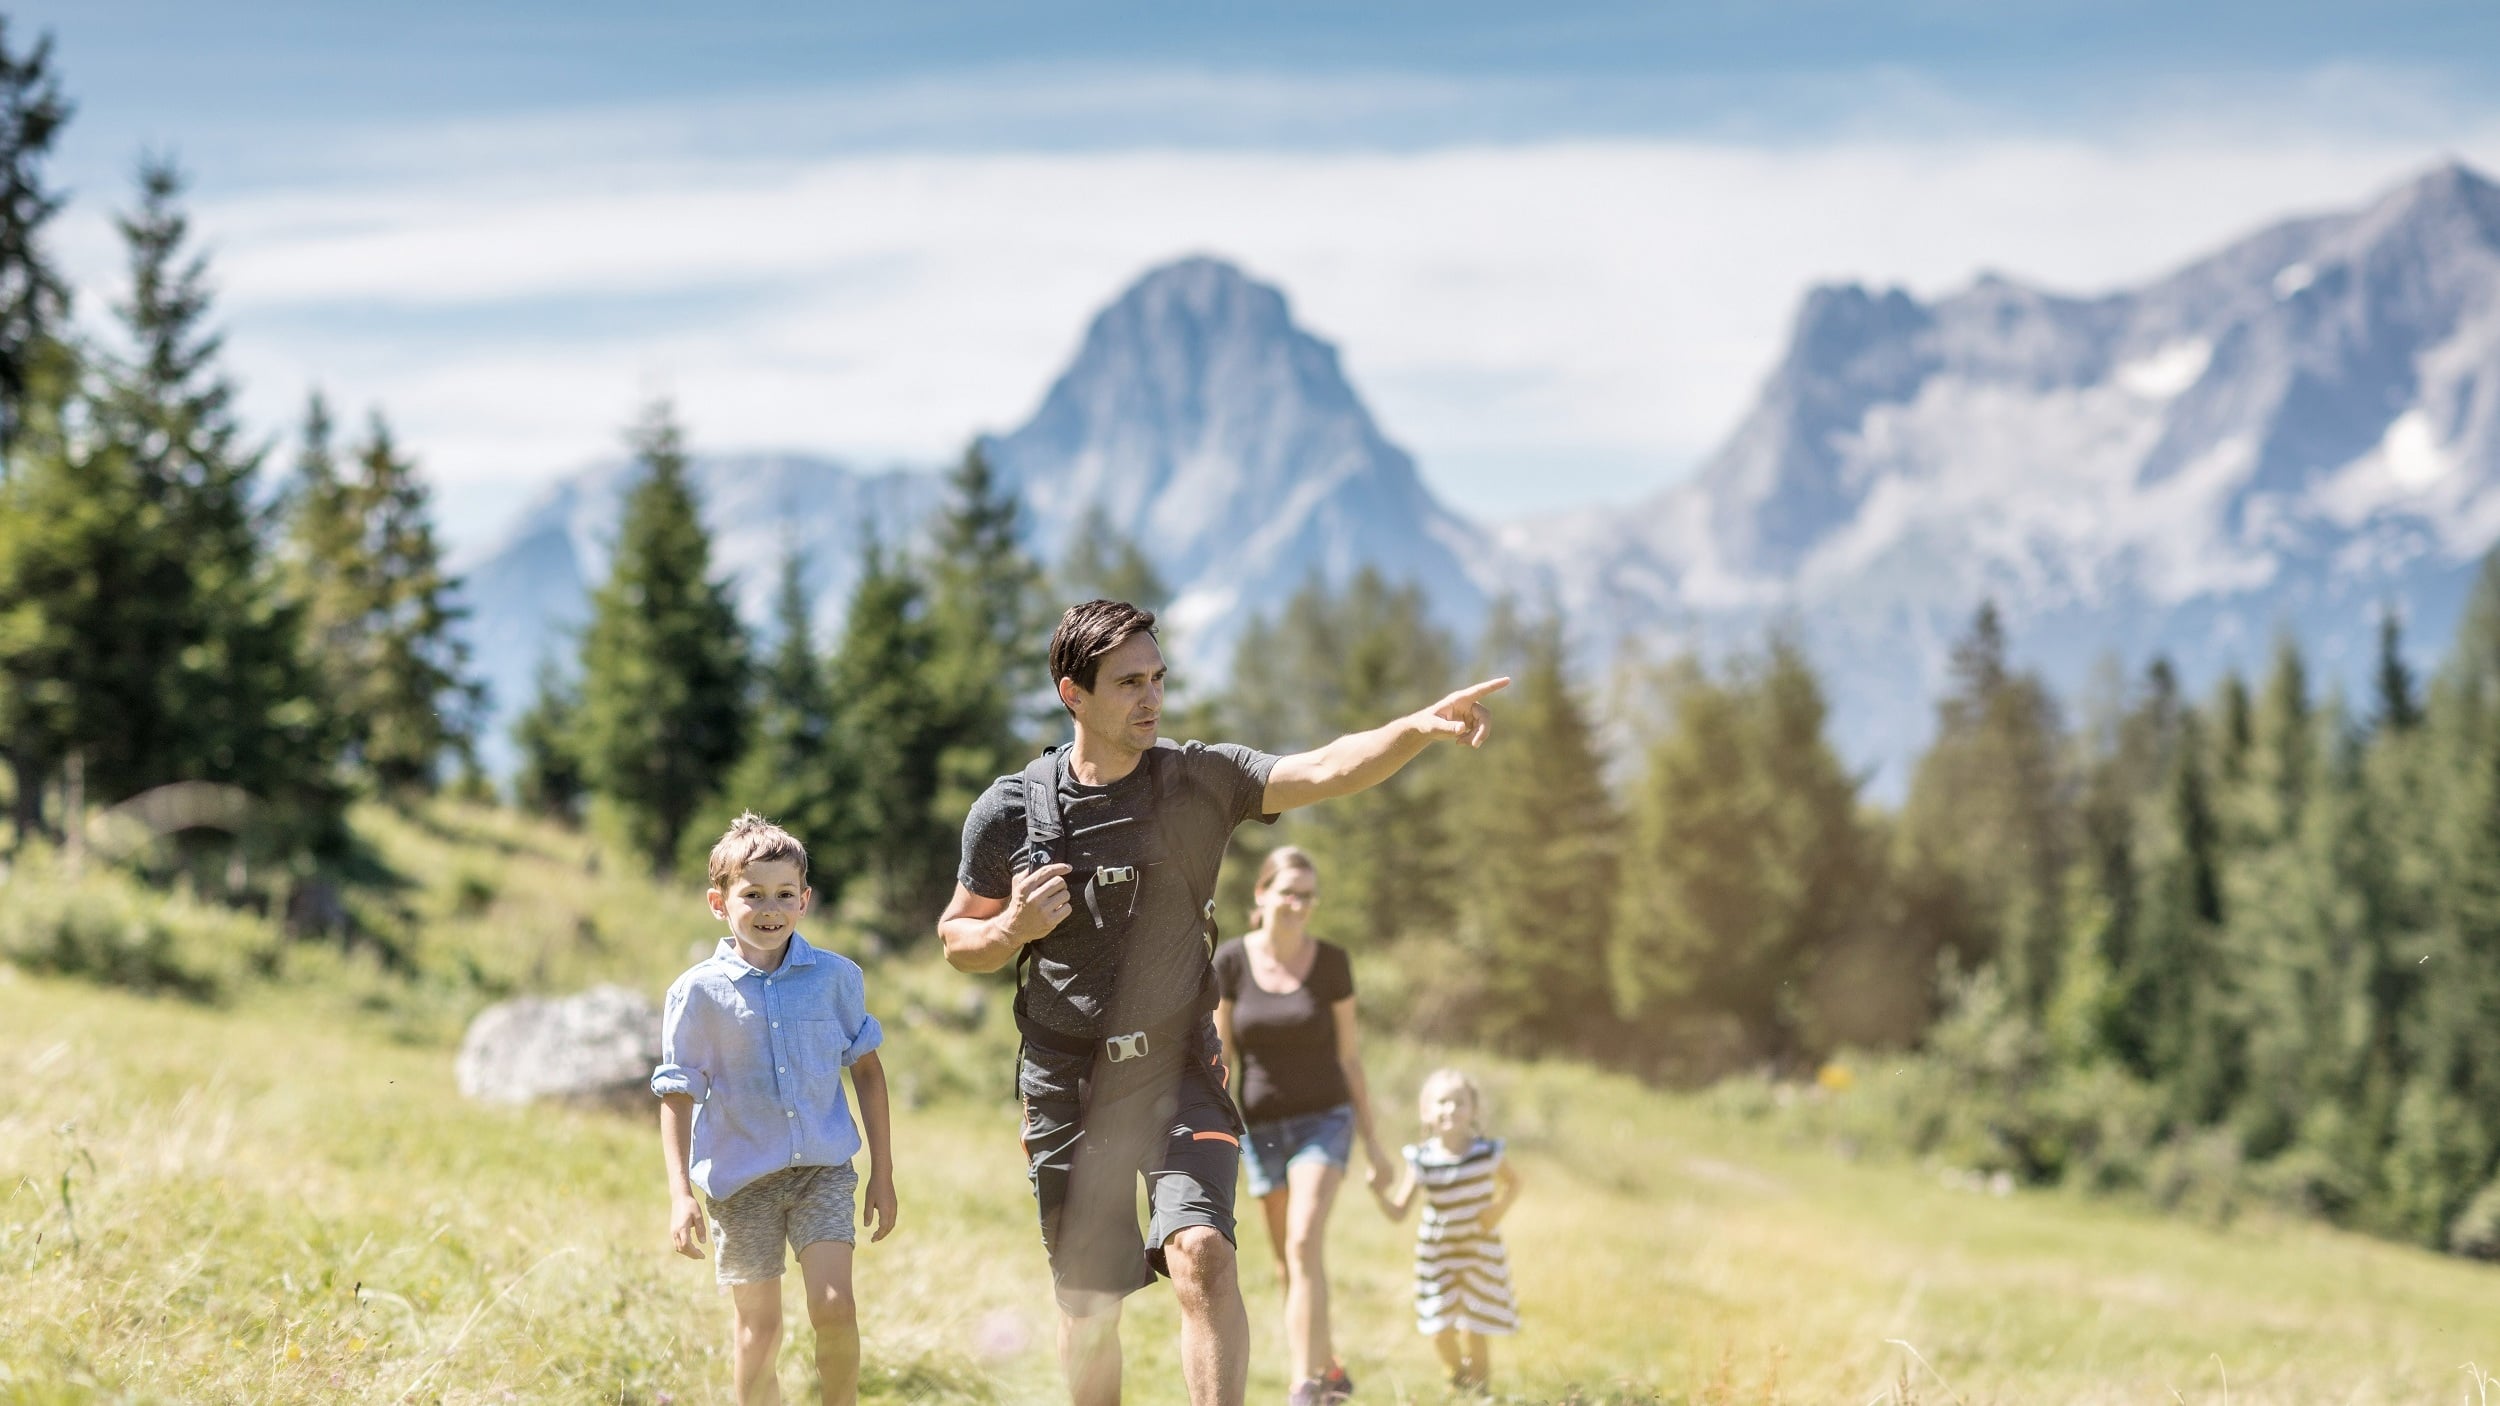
[653,812,898,1406]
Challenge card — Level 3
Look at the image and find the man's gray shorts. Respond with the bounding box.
[703,1161,857,1286]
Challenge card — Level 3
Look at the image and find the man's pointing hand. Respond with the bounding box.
[1415,676,1510,749]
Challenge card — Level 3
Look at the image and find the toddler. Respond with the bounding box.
[1372,1068,1520,1394]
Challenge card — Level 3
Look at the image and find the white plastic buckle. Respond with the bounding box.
[1105,1031,1150,1062]
[1097,865,1137,886]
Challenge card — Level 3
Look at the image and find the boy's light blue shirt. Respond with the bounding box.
[651,932,883,1202]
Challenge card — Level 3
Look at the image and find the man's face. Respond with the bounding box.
[1063,632,1166,754]
[709,858,811,954]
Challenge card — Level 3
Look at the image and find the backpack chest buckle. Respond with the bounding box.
[1096,865,1137,887]
[1105,1030,1151,1063]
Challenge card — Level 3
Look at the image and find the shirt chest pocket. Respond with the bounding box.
[789,1018,853,1077]
[1071,816,1170,923]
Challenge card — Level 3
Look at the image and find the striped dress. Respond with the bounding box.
[1405,1136,1518,1337]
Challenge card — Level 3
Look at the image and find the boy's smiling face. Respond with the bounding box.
[709,858,811,961]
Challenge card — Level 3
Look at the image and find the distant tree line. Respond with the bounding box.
[1219,561,2500,1259]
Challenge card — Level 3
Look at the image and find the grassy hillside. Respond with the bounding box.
[4,803,2499,1404]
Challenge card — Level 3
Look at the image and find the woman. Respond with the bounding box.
[1213,846,1391,1406]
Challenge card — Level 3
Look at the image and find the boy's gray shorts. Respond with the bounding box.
[703,1161,856,1285]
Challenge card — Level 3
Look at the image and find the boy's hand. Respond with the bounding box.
[1004,863,1075,944]
[862,1172,900,1243]
[669,1195,707,1259]
[1364,1159,1391,1193]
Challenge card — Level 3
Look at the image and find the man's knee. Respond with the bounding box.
[1164,1225,1237,1293]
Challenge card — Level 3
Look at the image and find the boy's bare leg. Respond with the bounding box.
[1165,1225,1249,1406]
[727,1278,786,1406]
[796,1240,860,1406]
[1059,1294,1123,1406]
[1462,1332,1491,1390]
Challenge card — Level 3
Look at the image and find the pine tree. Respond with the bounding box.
[1446,607,1618,1055]
[98,157,340,853]
[1611,638,1871,1070]
[682,552,849,893]
[0,18,68,452]
[2125,709,2234,1118]
[1895,602,2072,1014]
[1229,570,1458,950]
[825,540,951,943]
[576,402,749,873]
[511,655,586,824]
[0,339,148,843]
[2375,609,2423,735]
[923,444,1045,833]
[284,403,480,795]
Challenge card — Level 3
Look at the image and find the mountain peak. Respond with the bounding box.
[985,254,1498,669]
[2360,157,2500,249]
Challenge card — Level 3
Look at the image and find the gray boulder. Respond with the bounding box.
[455,984,660,1113]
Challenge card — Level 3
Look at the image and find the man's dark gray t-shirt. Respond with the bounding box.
[959,740,1280,1040]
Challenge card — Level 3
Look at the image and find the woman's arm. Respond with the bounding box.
[1480,1159,1523,1233]
[1331,997,1392,1190]
[1374,1159,1417,1221]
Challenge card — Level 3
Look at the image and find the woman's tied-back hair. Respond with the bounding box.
[1050,599,1158,700]
[1250,845,1319,927]
[1418,1067,1484,1125]
[707,811,808,891]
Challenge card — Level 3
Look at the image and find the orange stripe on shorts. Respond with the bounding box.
[1189,1130,1239,1146]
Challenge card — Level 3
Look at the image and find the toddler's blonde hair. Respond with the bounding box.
[706,811,808,890]
[1417,1066,1484,1126]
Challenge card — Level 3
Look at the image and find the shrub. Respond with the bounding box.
[2446,1178,2500,1260]
[0,858,277,1001]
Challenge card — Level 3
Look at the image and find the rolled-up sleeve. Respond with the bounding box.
[650,981,711,1100]
[843,1012,884,1066]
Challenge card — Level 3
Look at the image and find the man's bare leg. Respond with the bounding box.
[1058,1294,1123,1406]
[1165,1225,1248,1406]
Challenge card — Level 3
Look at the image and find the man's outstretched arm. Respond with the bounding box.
[1261,677,1509,814]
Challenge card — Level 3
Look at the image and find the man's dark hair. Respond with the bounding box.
[1050,599,1158,696]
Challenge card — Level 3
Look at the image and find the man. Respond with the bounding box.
[941,598,1505,1406]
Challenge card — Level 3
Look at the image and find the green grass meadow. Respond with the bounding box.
[5,803,2500,1403]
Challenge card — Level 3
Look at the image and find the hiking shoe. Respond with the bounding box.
[1320,1362,1355,1401]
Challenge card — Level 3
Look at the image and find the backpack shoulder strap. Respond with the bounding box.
[1015,745,1065,873]
[1010,746,1066,998]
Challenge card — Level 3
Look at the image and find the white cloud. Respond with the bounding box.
[51,120,2500,552]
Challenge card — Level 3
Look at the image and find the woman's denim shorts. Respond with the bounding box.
[1242,1102,1356,1197]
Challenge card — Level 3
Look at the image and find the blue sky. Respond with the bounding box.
[24,2,2500,549]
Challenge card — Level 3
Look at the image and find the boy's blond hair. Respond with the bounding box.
[1417,1067,1483,1123]
[706,811,809,891]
